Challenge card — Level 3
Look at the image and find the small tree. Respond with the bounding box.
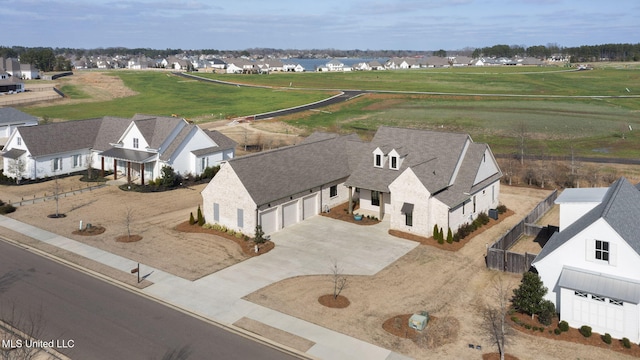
[189,212,196,225]
[482,278,513,360]
[512,272,548,320]
[254,224,265,244]
[160,165,177,187]
[433,224,439,239]
[196,205,204,226]
[446,228,453,244]
[7,158,25,184]
[124,206,134,241]
[330,258,348,300]
[537,299,556,326]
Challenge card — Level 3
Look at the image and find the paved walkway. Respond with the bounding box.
[0,215,417,360]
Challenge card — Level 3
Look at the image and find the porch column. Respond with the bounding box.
[113,159,117,180]
[348,186,353,214]
[379,192,384,220]
[127,162,131,183]
[100,157,104,178]
[141,163,145,185]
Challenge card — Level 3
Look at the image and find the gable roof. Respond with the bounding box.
[534,177,640,263]
[0,107,38,126]
[345,126,471,194]
[228,133,363,207]
[17,118,103,157]
[130,114,184,149]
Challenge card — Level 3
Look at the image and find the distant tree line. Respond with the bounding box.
[472,43,640,62]
[0,46,72,72]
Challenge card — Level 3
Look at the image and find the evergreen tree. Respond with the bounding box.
[189,212,195,225]
[446,228,453,244]
[197,205,204,226]
[512,272,548,319]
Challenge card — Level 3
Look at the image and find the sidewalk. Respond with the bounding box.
[0,215,413,360]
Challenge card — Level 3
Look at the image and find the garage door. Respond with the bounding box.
[259,208,277,235]
[282,201,299,228]
[572,294,624,333]
[303,194,318,220]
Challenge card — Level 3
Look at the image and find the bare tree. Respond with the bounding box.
[0,301,49,360]
[514,121,528,166]
[52,177,61,217]
[6,158,25,184]
[125,206,134,241]
[329,259,348,300]
[85,152,95,180]
[481,278,512,360]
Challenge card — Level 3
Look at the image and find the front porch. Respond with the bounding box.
[99,147,157,186]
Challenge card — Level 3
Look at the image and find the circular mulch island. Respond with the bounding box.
[318,294,350,308]
[482,353,519,360]
[382,314,459,349]
[115,235,143,243]
[47,213,66,218]
[72,226,106,236]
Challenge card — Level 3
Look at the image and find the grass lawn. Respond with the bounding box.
[22,71,334,121]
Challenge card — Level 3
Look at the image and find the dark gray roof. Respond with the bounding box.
[205,130,237,151]
[100,147,156,163]
[130,115,183,149]
[345,126,471,193]
[534,177,640,263]
[160,125,193,161]
[93,116,133,151]
[2,148,25,159]
[0,107,39,125]
[558,266,640,304]
[18,118,102,157]
[229,133,362,207]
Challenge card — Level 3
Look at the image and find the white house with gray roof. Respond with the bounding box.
[1,114,235,183]
[0,107,38,145]
[532,177,640,342]
[201,126,501,238]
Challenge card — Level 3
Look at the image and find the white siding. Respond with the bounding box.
[388,168,432,237]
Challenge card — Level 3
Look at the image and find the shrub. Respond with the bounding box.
[452,233,460,242]
[446,228,453,244]
[0,203,16,214]
[622,337,631,348]
[554,328,561,335]
[524,324,531,330]
[579,325,592,338]
[602,333,612,344]
[189,212,196,225]
[538,327,544,332]
[537,300,556,326]
[254,224,265,244]
[197,205,205,226]
[558,320,569,332]
[510,316,519,323]
[477,212,490,225]
[433,224,439,239]
[497,204,507,214]
[234,232,243,238]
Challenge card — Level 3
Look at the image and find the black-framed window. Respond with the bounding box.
[405,212,413,226]
[330,185,337,198]
[371,191,380,206]
[574,291,587,298]
[391,156,397,169]
[375,154,382,167]
[595,240,609,261]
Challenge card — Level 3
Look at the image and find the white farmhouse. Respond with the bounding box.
[201,126,501,238]
[532,177,640,342]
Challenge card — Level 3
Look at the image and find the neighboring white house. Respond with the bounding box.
[0,107,38,145]
[1,114,236,183]
[201,126,502,237]
[532,177,640,343]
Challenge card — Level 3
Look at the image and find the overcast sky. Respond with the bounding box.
[3,0,638,51]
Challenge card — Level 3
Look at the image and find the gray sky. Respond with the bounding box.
[3,0,638,50]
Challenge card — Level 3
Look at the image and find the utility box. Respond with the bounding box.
[489,208,499,220]
[408,312,429,331]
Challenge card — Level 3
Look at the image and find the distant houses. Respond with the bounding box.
[0,57,42,94]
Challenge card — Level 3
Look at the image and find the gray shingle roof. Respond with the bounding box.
[533,177,640,263]
[205,130,237,151]
[0,107,39,125]
[130,115,183,149]
[229,133,362,207]
[93,116,133,151]
[345,126,471,193]
[18,118,103,157]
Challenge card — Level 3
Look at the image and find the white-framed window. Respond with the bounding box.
[213,203,219,222]
[375,154,382,167]
[610,298,623,306]
[592,295,605,302]
[52,157,62,171]
[201,157,208,171]
[133,138,139,149]
[390,156,398,170]
[73,154,82,167]
[330,185,337,198]
[595,240,609,262]
[237,208,244,228]
[574,291,587,298]
[16,137,21,145]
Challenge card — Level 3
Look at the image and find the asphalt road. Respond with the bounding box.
[0,239,298,360]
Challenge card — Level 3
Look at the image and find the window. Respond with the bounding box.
[237,208,244,228]
[213,203,219,222]
[371,191,380,206]
[462,201,465,215]
[375,154,382,167]
[574,291,587,298]
[330,185,337,198]
[405,212,413,227]
[17,137,21,145]
[390,156,397,169]
[73,154,81,167]
[473,196,476,213]
[201,157,208,171]
[133,138,139,149]
[610,298,623,306]
[52,158,62,171]
[595,240,609,261]
[592,295,605,302]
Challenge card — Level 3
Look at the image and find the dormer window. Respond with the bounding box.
[390,156,398,170]
[388,149,401,170]
[373,147,385,168]
[375,154,382,167]
[133,138,139,149]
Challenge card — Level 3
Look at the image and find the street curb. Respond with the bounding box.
[0,235,315,360]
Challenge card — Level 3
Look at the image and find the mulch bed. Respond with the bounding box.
[174,221,274,256]
[115,234,143,243]
[321,202,381,225]
[389,209,514,251]
[382,313,459,350]
[482,353,520,360]
[509,311,640,357]
[317,294,350,308]
[72,226,106,236]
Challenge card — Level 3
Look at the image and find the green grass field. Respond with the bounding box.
[20,67,640,158]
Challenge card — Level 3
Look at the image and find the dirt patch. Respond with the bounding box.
[72,226,106,236]
[318,294,350,308]
[115,234,143,243]
[382,314,459,350]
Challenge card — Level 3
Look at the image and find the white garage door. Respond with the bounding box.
[572,294,624,333]
[303,195,318,220]
[260,208,277,235]
[282,201,298,228]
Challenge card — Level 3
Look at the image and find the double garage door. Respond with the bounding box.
[569,292,624,335]
[258,194,318,235]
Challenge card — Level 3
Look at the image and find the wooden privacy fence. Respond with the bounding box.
[486,189,558,273]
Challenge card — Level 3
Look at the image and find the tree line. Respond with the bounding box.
[472,43,640,62]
